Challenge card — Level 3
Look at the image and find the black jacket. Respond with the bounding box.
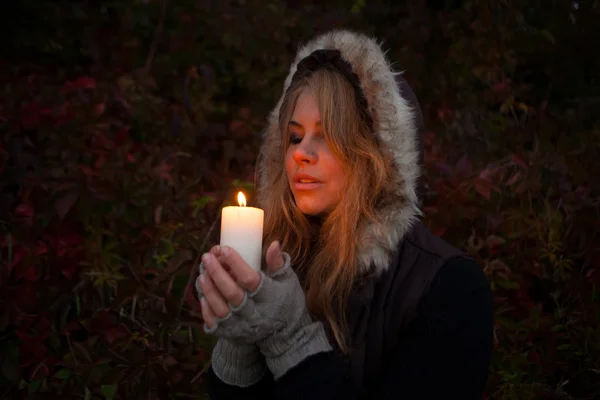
[207,223,493,399]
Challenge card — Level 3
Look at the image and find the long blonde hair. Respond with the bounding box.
[260,68,391,352]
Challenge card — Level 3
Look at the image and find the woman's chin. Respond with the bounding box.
[296,202,330,217]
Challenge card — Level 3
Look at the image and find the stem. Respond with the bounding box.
[176,198,224,321]
[143,0,169,73]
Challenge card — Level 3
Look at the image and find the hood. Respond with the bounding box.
[256,29,425,276]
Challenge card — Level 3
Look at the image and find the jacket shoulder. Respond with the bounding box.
[419,256,493,331]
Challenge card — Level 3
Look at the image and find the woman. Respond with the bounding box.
[196,30,494,399]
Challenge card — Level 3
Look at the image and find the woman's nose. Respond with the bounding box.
[292,141,317,164]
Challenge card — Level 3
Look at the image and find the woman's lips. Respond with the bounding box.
[292,174,322,191]
[293,181,323,191]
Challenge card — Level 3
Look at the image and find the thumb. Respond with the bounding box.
[265,241,285,274]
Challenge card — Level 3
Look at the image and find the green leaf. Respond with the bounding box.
[55,368,72,379]
[101,383,118,400]
[75,294,81,315]
[28,379,42,394]
[496,279,520,290]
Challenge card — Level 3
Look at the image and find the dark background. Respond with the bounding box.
[1,0,599,399]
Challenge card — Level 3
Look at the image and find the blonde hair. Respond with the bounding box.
[260,68,391,352]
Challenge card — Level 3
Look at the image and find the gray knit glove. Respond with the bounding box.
[210,339,266,387]
[203,252,332,380]
[196,265,266,387]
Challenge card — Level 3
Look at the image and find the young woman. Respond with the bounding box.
[195,29,494,399]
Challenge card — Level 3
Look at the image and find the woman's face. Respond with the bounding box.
[285,90,346,216]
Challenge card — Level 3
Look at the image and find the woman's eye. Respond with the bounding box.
[289,134,302,145]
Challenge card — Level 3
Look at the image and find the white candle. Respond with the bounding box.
[220,192,264,272]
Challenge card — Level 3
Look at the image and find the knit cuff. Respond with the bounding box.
[210,339,266,387]
[259,318,333,380]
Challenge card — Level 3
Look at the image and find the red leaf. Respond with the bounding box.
[61,320,83,335]
[456,154,471,176]
[491,81,507,92]
[86,310,116,333]
[433,226,448,237]
[474,178,492,200]
[585,268,596,279]
[79,165,100,177]
[437,106,453,121]
[506,171,521,186]
[154,205,163,224]
[115,127,130,146]
[19,343,47,368]
[95,156,106,169]
[58,258,82,279]
[153,161,173,180]
[55,190,80,220]
[15,204,34,220]
[486,235,506,251]
[196,348,207,363]
[22,265,39,281]
[62,76,96,92]
[94,131,113,150]
[478,167,496,180]
[423,205,437,213]
[171,371,184,384]
[37,241,48,256]
[511,154,528,169]
[16,319,50,345]
[92,102,105,118]
[184,282,201,309]
[515,181,528,194]
[104,326,127,344]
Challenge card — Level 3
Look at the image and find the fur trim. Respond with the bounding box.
[257,30,422,276]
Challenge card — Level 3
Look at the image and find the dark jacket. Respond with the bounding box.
[208,30,494,399]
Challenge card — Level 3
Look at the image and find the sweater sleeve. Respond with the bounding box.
[206,256,494,400]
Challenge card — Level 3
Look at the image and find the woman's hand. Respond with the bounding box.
[197,241,332,379]
[197,241,286,335]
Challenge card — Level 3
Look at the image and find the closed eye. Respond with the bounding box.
[289,134,302,145]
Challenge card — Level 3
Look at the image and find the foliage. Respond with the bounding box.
[1,0,599,399]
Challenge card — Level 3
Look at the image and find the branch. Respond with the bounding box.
[175,195,227,322]
[143,0,169,73]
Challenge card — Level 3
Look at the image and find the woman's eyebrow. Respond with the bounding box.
[289,120,321,127]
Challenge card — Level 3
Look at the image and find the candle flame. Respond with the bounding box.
[237,191,247,207]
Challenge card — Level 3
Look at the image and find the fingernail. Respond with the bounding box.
[201,253,210,264]
[221,246,231,256]
[199,273,206,284]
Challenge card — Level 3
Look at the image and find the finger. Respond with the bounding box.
[202,253,246,307]
[219,246,262,292]
[195,274,203,299]
[210,245,234,273]
[209,245,222,256]
[200,297,217,329]
[198,273,231,319]
[265,241,285,274]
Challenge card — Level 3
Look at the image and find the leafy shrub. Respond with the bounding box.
[1,1,599,399]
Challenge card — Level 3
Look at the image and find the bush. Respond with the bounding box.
[1,1,598,399]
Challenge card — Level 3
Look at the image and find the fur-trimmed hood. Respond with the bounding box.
[256,30,425,276]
